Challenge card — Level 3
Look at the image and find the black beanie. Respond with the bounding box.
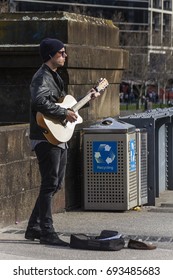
[39,38,64,62]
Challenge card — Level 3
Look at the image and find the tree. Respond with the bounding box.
[0,0,8,12]
[120,30,149,108]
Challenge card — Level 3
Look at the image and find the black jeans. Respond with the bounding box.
[28,142,67,233]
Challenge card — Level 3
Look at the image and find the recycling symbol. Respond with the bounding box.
[94,144,116,165]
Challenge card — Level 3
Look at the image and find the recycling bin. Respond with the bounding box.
[158,107,173,190]
[135,128,148,206]
[120,110,170,205]
[82,117,138,211]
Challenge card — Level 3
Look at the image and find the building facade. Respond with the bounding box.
[8,1,173,66]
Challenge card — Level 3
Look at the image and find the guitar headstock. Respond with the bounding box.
[95,78,109,93]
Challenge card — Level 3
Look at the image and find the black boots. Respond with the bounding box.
[40,232,69,246]
[25,227,69,246]
[25,226,42,241]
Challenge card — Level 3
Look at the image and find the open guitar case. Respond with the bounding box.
[70,230,125,251]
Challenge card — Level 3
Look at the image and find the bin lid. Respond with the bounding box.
[161,107,173,117]
[83,117,136,134]
[120,108,170,120]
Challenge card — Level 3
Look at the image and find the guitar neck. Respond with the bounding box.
[70,78,108,112]
[71,92,93,112]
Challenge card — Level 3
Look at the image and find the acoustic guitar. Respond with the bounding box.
[36,78,109,145]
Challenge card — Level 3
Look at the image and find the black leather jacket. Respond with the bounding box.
[30,64,67,140]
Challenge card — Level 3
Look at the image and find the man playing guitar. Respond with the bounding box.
[25,38,103,246]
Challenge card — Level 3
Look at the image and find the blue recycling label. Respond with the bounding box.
[130,139,136,171]
[93,141,118,173]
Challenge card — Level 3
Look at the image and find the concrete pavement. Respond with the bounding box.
[0,190,173,260]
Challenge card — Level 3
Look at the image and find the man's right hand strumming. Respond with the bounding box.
[66,109,78,123]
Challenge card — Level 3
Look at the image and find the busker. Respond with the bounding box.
[25,38,100,246]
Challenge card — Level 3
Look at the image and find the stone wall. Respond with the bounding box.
[0,12,128,227]
[0,124,65,228]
